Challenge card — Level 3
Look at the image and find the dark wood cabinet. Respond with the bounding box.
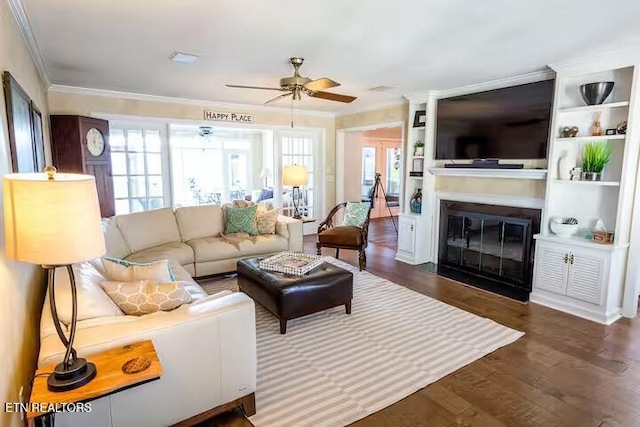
[50,115,115,217]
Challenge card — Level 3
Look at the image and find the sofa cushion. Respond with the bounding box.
[256,209,279,235]
[101,280,192,316]
[125,241,194,267]
[239,235,288,257]
[223,204,259,235]
[51,262,124,325]
[175,205,223,241]
[187,237,242,262]
[102,217,131,259]
[115,207,181,253]
[103,258,175,282]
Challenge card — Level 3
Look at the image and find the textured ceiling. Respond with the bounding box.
[23,0,640,112]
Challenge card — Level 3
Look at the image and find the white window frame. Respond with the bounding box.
[109,121,172,214]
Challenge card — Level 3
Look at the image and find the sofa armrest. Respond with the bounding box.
[276,215,303,252]
[38,292,257,426]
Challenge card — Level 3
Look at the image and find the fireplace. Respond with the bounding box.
[438,200,541,301]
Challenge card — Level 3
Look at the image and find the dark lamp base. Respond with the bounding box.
[47,358,97,392]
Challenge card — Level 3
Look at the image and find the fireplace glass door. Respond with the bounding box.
[443,211,531,286]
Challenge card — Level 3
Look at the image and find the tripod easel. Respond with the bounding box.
[366,172,398,234]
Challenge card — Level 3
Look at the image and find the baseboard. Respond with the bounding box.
[394,252,420,265]
[530,291,621,325]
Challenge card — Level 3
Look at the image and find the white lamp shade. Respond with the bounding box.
[3,173,106,265]
[259,167,272,179]
[282,165,308,186]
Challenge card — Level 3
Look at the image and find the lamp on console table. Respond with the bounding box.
[259,167,272,188]
[3,166,106,392]
[282,165,308,219]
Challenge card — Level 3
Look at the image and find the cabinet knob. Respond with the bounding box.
[410,225,414,231]
[569,254,574,265]
[564,254,568,264]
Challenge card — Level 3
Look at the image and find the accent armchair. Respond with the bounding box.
[316,202,371,270]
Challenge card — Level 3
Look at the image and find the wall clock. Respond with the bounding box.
[86,128,105,156]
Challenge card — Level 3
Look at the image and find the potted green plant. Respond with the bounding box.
[413,140,425,157]
[581,141,612,181]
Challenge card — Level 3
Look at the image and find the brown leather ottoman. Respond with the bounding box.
[237,258,353,334]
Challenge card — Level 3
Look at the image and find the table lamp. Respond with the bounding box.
[4,166,106,391]
[282,165,307,219]
[259,167,272,188]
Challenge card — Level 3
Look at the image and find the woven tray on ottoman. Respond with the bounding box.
[237,257,353,334]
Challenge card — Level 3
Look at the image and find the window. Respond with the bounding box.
[278,130,319,218]
[170,125,266,207]
[110,125,169,214]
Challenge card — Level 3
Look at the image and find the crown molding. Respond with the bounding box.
[549,43,640,76]
[334,98,407,117]
[7,0,50,87]
[404,69,555,102]
[48,84,338,117]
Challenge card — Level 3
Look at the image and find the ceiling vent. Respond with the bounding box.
[170,51,199,64]
[369,85,395,92]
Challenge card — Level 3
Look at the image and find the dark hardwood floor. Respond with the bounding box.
[200,217,640,427]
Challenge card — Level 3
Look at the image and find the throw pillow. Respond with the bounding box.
[256,208,279,235]
[342,202,371,227]
[223,204,259,235]
[103,258,175,282]
[256,188,274,202]
[101,280,191,316]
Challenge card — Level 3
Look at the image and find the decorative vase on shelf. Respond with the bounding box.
[414,147,424,157]
[558,151,576,180]
[591,111,603,136]
[410,189,422,214]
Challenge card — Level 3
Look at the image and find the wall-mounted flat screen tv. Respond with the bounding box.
[435,79,554,160]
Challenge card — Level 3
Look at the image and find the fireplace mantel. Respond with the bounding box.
[435,192,545,210]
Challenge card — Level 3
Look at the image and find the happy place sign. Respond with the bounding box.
[204,110,253,123]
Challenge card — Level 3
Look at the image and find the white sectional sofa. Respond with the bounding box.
[37,205,303,427]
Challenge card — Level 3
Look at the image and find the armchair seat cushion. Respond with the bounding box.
[318,226,362,246]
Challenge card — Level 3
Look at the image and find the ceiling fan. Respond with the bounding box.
[226,57,357,105]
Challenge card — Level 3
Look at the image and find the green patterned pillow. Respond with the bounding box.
[342,202,370,227]
[223,204,259,235]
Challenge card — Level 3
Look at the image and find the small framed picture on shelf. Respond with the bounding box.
[412,157,424,173]
[605,129,617,136]
[413,110,426,128]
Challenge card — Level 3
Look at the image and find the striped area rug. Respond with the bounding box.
[203,257,523,427]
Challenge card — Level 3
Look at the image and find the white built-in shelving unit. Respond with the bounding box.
[531,64,640,324]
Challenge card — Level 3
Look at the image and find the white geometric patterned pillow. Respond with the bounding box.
[100,280,192,316]
[256,208,279,235]
[103,258,175,283]
[341,202,371,227]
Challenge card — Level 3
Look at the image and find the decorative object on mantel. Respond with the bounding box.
[605,129,617,136]
[413,140,424,156]
[581,141,612,181]
[413,110,426,128]
[410,188,422,214]
[550,217,579,237]
[561,126,579,138]
[617,120,627,135]
[579,81,615,105]
[412,157,424,174]
[570,167,582,181]
[591,111,603,136]
[558,150,577,180]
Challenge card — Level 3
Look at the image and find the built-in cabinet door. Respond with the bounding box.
[566,248,607,305]
[398,217,416,254]
[534,243,569,295]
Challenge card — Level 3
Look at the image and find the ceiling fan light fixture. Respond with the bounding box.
[170,51,199,64]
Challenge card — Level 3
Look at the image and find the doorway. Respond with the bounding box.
[337,125,403,218]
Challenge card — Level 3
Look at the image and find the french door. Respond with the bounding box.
[362,140,402,218]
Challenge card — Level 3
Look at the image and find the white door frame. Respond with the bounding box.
[336,121,405,206]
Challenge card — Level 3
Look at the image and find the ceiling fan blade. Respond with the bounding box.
[264,92,292,105]
[309,91,357,103]
[304,77,340,91]
[226,84,286,91]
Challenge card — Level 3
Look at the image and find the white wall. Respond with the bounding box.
[0,2,50,426]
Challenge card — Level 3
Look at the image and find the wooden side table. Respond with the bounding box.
[28,340,162,426]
